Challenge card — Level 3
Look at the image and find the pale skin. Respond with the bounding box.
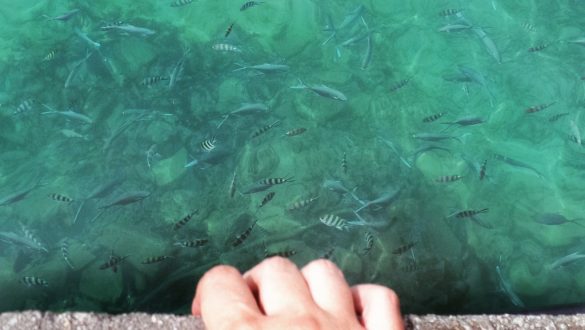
[192,257,404,330]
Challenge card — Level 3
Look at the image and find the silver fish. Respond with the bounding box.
[101,24,156,36]
[41,104,93,124]
[44,9,80,21]
[533,213,585,228]
[322,179,364,205]
[74,28,100,48]
[441,115,485,130]
[99,191,150,209]
[493,153,544,179]
[291,79,347,101]
[412,132,462,143]
[354,187,401,213]
[0,180,44,206]
[230,103,269,116]
[471,27,501,63]
[229,170,237,198]
[549,252,585,269]
[233,63,289,74]
[496,265,525,307]
[438,23,472,33]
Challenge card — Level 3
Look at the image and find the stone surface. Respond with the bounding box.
[3,311,585,329]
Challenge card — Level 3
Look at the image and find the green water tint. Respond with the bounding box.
[0,0,585,314]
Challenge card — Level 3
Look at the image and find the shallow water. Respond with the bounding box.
[1,0,585,315]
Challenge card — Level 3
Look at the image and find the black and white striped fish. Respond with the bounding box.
[14,99,34,115]
[392,242,416,255]
[99,254,129,272]
[389,79,410,93]
[232,220,257,247]
[259,177,294,186]
[140,76,169,86]
[20,224,48,253]
[451,208,489,219]
[42,50,57,62]
[141,255,173,264]
[48,193,73,203]
[322,247,335,260]
[240,1,264,11]
[362,231,374,255]
[287,196,319,211]
[285,128,307,137]
[422,112,446,123]
[341,152,348,174]
[224,23,234,38]
[175,239,209,248]
[438,8,462,17]
[265,248,297,258]
[200,137,216,152]
[435,175,463,183]
[252,120,281,138]
[548,112,569,123]
[259,192,276,208]
[170,0,194,7]
[173,210,198,230]
[61,240,74,269]
[479,160,488,181]
[212,43,242,53]
[21,276,48,287]
[319,214,351,231]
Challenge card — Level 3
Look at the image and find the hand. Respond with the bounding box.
[192,257,404,329]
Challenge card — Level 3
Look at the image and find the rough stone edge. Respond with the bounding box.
[3,312,585,329]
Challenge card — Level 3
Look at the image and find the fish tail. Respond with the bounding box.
[233,63,248,72]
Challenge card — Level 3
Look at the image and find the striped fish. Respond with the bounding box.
[175,239,209,248]
[319,214,351,231]
[389,79,410,93]
[142,256,173,264]
[48,193,73,203]
[99,254,129,272]
[392,242,416,255]
[61,240,74,269]
[42,50,56,62]
[525,102,555,114]
[259,192,275,208]
[422,112,446,123]
[401,262,420,273]
[252,120,281,138]
[232,220,257,247]
[453,208,489,219]
[362,231,374,255]
[528,43,548,53]
[438,8,462,17]
[140,76,169,86]
[240,1,264,11]
[225,23,234,38]
[229,170,238,198]
[212,43,242,53]
[435,175,463,183]
[14,99,34,115]
[548,112,569,123]
[200,137,216,152]
[285,128,307,137]
[20,224,47,253]
[322,247,335,259]
[341,152,347,174]
[287,196,319,211]
[170,0,194,7]
[265,249,297,258]
[21,276,48,287]
[479,160,488,181]
[172,210,198,230]
[258,177,294,186]
[521,22,536,32]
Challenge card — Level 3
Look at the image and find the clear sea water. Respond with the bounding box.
[1,0,585,315]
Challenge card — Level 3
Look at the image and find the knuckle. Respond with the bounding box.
[293,315,322,330]
[377,286,400,306]
[303,259,342,276]
[260,256,298,273]
[231,314,259,330]
[200,265,240,284]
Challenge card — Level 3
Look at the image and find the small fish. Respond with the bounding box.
[0,180,44,207]
[549,252,585,269]
[200,137,217,152]
[48,193,73,203]
[229,170,238,198]
[44,9,80,21]
[234,63,290,74]
[20,224,47,253]
[259,192,276,208]
[287,196,319,211]
[422,112,446,123]
[285,128,307,137]
[570,119,581,146]
[74,28,101,48]
[388,79,410,93]
[21,276,48,287]
[322,247,335,259]
[439,8,462,17]
[534,213,585,228]
[525,102,555,114]
[259,177,294,186]
[354,187,401,213]
[452,208,489,219]
[141,76,169,86]
[212,43,242,53]
[229,103,269,116]
[493,153,544,179]
[99,191,150,209]
[319,214,352,231]
[441,115,485,130]
[173,210,199,230]
[265,248,297,258]
[142,256,173,264]
[60,129,87,140]
[362,231,375,255]
[548,112,569,122]
[521,22,536,32]
[528,43,548,52]
[438,23,473,33]
[240,1,264,11]
[61,240,74,269]
[41,104,94,124]
[412,133,461,143]
[232,220,257,247]
[341,152,348,174]
[392,242,416,255]
[175,239,209,248]
[101,24,156,36]
[171,0,194,7]
[252,120,281,138]
[401,262,420,273]
[435,175,463,183]
[14,99,34,115]
[99,254,129,273]
[42,50,57,62]
[225,23,234,38]
[291,79,347,101]
[479,160,488,181]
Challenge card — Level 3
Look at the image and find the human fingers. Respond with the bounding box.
[192,265,262,329]
[351,284,404,330]
[301,259,359,324]
[244,257,316,316]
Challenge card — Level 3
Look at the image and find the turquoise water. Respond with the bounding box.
[1,0,585,315]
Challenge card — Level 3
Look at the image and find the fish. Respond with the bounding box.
[48,193,73,203]
[224,23,234,37]
[287,196,319,211]
[439,9,462,17]
[0,231,48,253]
[354,187,401,213]
[361,18,373,70]
[99,191,150,209]
[175,239,209,248]
[240,1,264,11]
[74,28,100,48]
[392,242,416,255]
[521,22,536,32]
[528,43,549,52]
[101,24,156,36]
[570,119,581,146]
[441,116,485,130]
[61,240,74,269]
[291,79,347,101]
[412,132,461,143]
[265,249,297,258]
[14,99,34,115]
[171,0,194,7]
[20,225,47,253]
[319,214,352,231]
[21,276,48,287]
[451,208,489,219]
[322,247,335,259]
[259,192,276,208]
[471,27,501,63]
[285,128,307,137]
[42,50,56,62]
[567,38,585,47]
[362,231,375,255]
[44,9,80,21]
[140,76,169,86]
[142,256,174,264]
[322,179,364,205]
[242,177,295,194]
[457,65,495,104]
[388,79,410,93]
[548,112,569,122]
[86,178,124,200]
[0,180,45,206]
[423,112,447,123]
[525,102,555,114]
[252,120,281,138]
[341,152,348,174]
[533,213,585,228]
[200,137,217,152]
[549,252,585,269]
[232,220,257,247]
[493,153,544,179]
[169,49,189,90]
[438,23,473,33]
[41,104,93,124]
[496,265,525,307]
[234,63,289,74]
[479,160,488,181]
[65,51,94,88]
[99,254,130,273]
[229,170,238,198]
[435,175,463,183]
[212,43,242,53]
[229,103,269,116]
[60,129,87,139]
[323,4,365,45]
[173,210,199,230]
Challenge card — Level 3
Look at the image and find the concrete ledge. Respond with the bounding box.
[2,311,585,329]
